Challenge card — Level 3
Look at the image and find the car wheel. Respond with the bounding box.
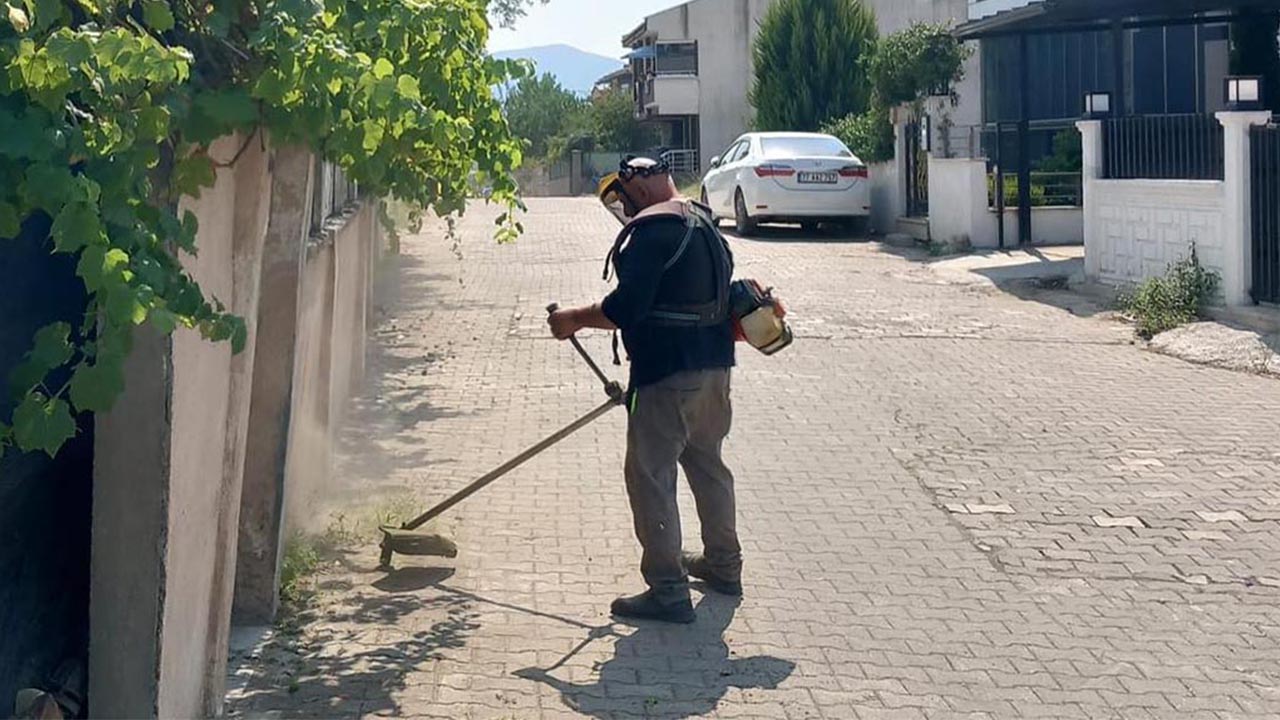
[733,189,757,236]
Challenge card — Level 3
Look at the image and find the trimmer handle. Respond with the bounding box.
[547,303,625,404]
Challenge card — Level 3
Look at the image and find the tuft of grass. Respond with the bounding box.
[1118,247,1220,339]
[278,533,323,628]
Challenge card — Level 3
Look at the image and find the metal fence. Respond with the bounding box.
[1103,114,1224,181]
[660,148,699,175]
[309,158,359,236]
[987,171,1083,208]
[1251,123,1280,304]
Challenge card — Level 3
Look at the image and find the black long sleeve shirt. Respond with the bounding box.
[600,217,735,388]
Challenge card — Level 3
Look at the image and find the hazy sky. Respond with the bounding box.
[488,0,681,59]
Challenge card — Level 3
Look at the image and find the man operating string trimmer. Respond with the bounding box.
[548,156,789,624]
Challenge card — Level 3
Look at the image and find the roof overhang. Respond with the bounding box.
[955,0,1279,39]
[622,21,651,48]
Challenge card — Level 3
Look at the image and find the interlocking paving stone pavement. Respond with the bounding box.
[227,198,1280,719]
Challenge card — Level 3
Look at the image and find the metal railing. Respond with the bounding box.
[309,158,359,236]
[1103,114,1224,181]
[987,172,1083,208]
[660,148,699,175]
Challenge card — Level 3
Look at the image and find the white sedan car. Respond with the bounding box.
[699,132,870,236]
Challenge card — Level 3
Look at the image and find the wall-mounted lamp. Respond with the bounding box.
[1082,91,1112,119]
[1225,76,1264,111]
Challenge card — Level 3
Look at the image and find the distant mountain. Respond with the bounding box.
[492,44,623,96]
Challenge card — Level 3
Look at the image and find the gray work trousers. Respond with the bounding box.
[624,368,741,603]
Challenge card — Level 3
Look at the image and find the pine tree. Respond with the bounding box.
[750,0,878,131]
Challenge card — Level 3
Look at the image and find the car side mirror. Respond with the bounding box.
[709,155,721,169]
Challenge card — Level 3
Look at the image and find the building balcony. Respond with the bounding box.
[641,74,700,117]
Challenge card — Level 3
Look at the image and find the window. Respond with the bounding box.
[729,141,750,163]
[656,42,698,75]
[760,136,853,158]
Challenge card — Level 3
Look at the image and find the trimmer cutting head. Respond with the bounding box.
[378,526,459,569]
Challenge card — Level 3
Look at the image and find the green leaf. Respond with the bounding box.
[373,58,395,79]
[12,392,76,457]
[69,357,124,413]
[105,284,147,326]
[51,201,102,253]
[192,89,258,128]
[135,106,170,140]
[30,322,73,369]
[27,0,61,31]
[149,307,177,334]
[362,120,384,154]
[175,155,216,197]
[0,202,20,238]
[141,0,174,31]
[77,245,126,291]
[397,74,421,101]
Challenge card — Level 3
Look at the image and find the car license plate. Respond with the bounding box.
[798,171,837,184]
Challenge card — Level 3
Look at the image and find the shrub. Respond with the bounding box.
[1120,249,1220,339]
[821,108,895,163]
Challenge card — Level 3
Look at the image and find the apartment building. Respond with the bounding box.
[621,0,776,173]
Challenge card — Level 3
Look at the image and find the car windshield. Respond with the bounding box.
[760,136,853,159]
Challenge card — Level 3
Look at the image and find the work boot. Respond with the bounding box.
[682,552,743,596]
[610,591,695,624]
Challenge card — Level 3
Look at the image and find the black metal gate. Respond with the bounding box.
[905,116,929,217]
[1252,123,1280,305]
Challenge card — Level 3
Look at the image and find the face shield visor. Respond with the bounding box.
[596,173,633,226]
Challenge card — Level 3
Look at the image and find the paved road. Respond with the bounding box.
[229,198,1280,719]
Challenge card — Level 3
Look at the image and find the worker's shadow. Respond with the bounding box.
[515,593,794,718]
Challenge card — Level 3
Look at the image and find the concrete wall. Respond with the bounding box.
[928,157,987,248]
[1078,113,1271,306]
[1085,179,1227,285]
[158,134,241,720]
[89,133,273,719]
[90,131,384,717]
[653,75,701,115]
[929,156,1083,248]
[996,206,1084,247]
[282,203,379,532]
[234,147,314,624]
[868,160,901,235]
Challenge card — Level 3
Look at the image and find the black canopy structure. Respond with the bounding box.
[957,0,1277,39]
[952,0,1279,246]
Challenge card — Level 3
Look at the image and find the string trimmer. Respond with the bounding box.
[377,304,625,570]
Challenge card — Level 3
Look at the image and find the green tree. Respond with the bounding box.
[822,22,970,163]
[750,0,878,131]
[1230,16,1280,113]
[0,0,528,462]
[863,21,971,108]
[503,73,586,158]
[589,88,657,151]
